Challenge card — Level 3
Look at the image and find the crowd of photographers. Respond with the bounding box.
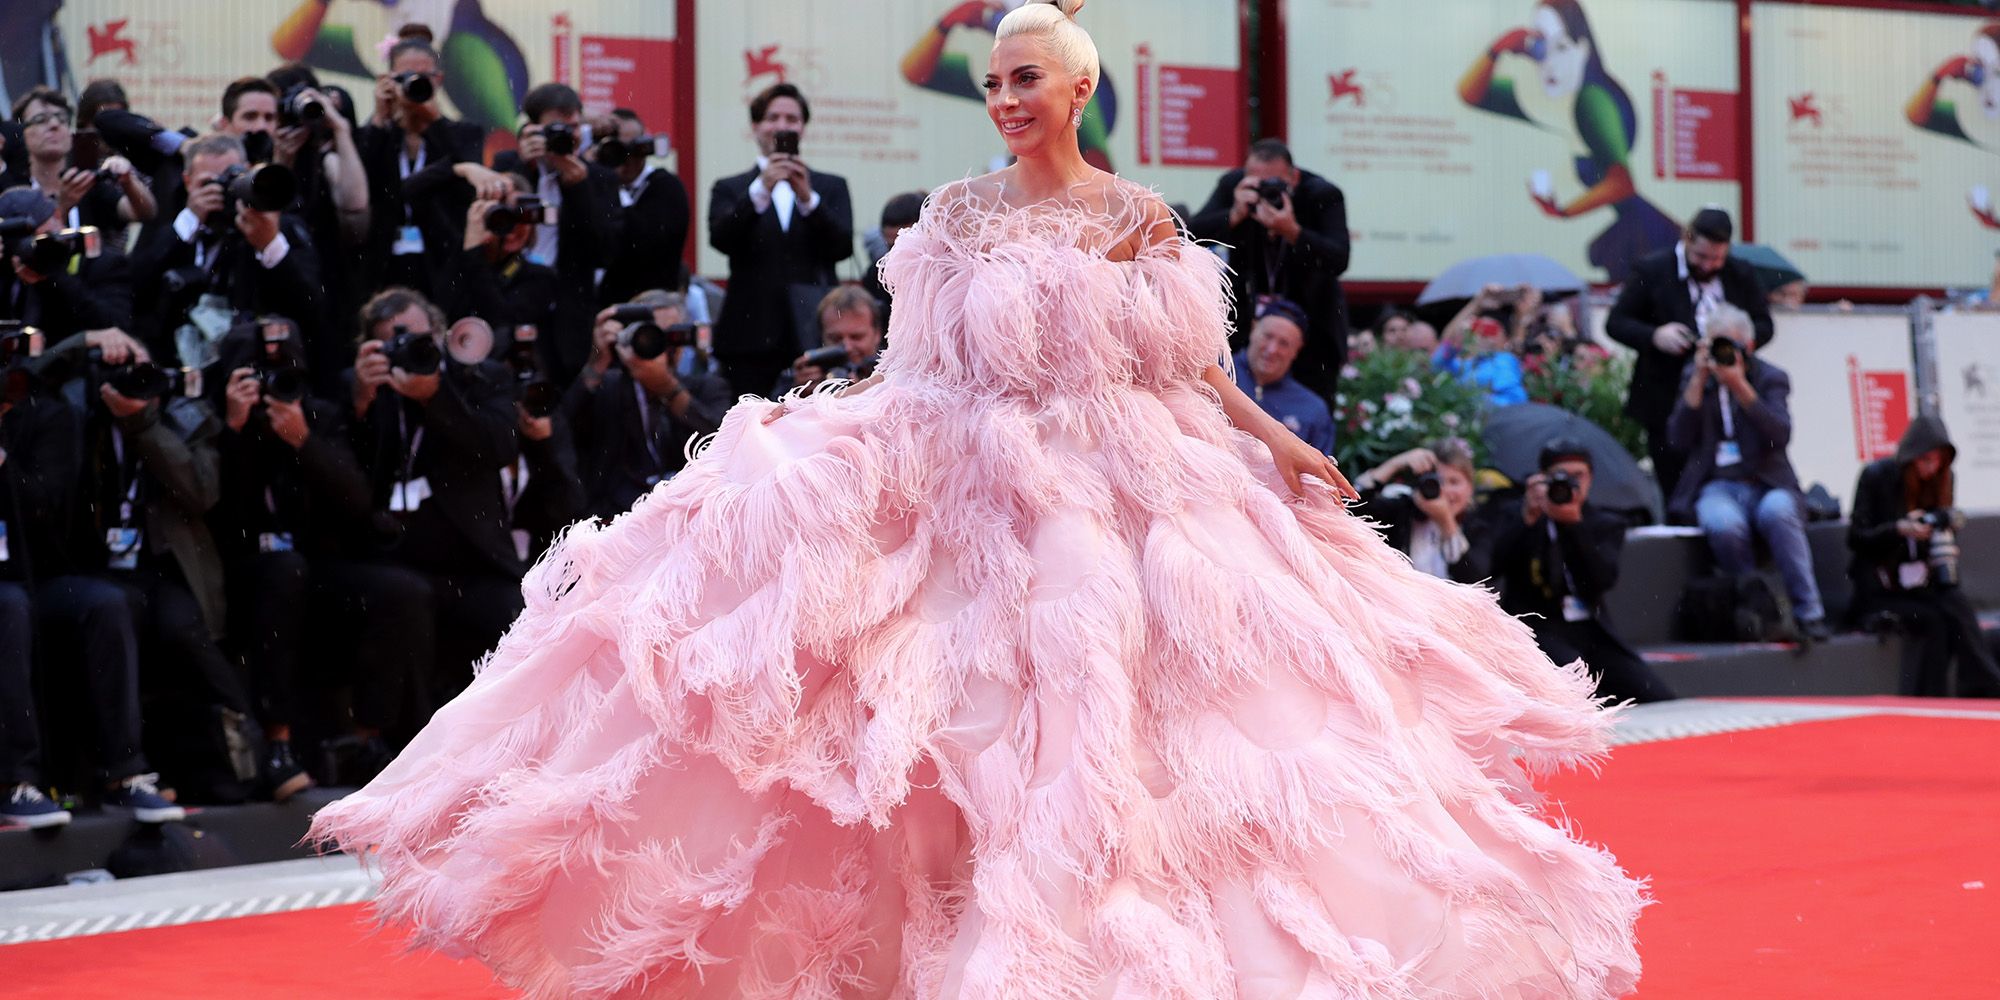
[0,33,908,829]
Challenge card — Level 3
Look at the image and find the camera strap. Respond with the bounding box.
[635,382,666,474]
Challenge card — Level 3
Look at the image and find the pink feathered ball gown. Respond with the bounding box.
[311,178,1643,999]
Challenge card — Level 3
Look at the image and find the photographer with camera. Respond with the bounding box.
[1231,296,1336,455]
[265,64,371,367]
[216,77,282,164]
[1187,138,1351,396]
[354,38,489,297]
[1,186,132,341]
[1352,438,1483,582]
[9,86,155,233]
[774,286,884,398]
[475,315,586,564]
[570,292,730,520]
[347,289,524,713]
[445,173,559,351]
[1847,415,2000,697]
[29,326,270,805]
[1608,208,1773,506]
[594,108,691,307]
[1484,440,1677,704]
[709,83,855,399]
[1667,303,1829,644]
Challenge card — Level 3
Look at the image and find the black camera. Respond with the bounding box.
[610,304,659,325]
[1257,176,1289,207]
[503,326,561,418]
[541,122,577,157]
[1545,470,1578,506]
[91,350,196,401]
[594,137,632,169]
[280,84,327,128]
[241,129,275,165]
[207,162,297,226]
[1708,336,1738,368]
[1920,509,1964,589]
[619,321,698,362]
[1,322,42,406]
[484,196,552,232]
[394,71,435,104]
[162,265,211,297]
[259,363,307,403]
[383,325,442,376]
[0,217,102,276]
[800,346,851,371]
[1413,471,1443,501]
[773,129,800,157]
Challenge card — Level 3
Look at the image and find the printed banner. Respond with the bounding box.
[1757,311,1915,507]
[1283,0,1741,284]
[1932,311,2000,512]
[694,0,1244,278]
[11,2,677,159]
[1753,2,1999,290]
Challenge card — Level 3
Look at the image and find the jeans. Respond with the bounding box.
[1695,479,1825,623]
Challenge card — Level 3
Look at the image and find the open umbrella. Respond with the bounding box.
[1731,244,1806,294]
[1481,403,1657,520]
[1417,254,1587,306]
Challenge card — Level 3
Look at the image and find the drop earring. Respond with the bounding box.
[1072,108,1083,128]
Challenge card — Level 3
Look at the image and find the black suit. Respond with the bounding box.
[129,209,324,364]
[1606,247,1774,503]
[492,152,624,383]
[0,249,133,340]
[708,164,853,397]
[601,167,692,305]
[353,117,486,297]
[1484,498,1676,704]
[563,366,730,521]
[1186,168,1351,395]
[440,246,559,349]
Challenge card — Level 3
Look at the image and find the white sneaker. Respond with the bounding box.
[3,782,74,829]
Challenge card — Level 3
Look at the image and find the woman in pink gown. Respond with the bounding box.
[311,2,1645,995]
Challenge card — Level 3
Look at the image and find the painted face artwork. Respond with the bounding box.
[1535,5,1589,100]
[1977,35,2000,119]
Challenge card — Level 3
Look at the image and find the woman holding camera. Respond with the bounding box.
[1351,438,1485,581]
[1848,415,2000,697]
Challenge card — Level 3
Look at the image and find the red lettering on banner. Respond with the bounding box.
[1155,65,1243,168]
[1847,355,1911,462]
[1670,89,1739,181]
[1652,71,1668,181]
[578,37,677,134]
[1135,45,1153,166]
[552,14,573,89]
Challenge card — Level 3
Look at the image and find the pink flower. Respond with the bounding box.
[1402,377,1423,398]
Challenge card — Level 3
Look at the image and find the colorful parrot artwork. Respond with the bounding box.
[272,0,529,137]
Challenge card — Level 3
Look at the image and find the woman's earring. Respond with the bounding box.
[1072,107,1083,128]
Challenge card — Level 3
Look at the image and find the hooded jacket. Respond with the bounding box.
[1847,414,1956,596]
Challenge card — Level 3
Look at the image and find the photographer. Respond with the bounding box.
[347,289,523,711]
[11,87,155,232]
[1187,138,1351,395]
[128,133,323,368]
[443,176,558,346]
[595,107,691,307]
[1351,438,1482,582]
[569,292,730,520]
[481,316,586,563]
[1666,303,1829,643]
[29,327,266,804]
[265,64,371,376]
[774,286,883,398]
[0,186,133,340]
[709,83,854,399]
[216,77,281,162]
[1847,415,2000,697]
[491,83,622,385]
[354,38,489,297]
[1484,440,1676,704]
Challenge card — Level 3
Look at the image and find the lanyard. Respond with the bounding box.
[395,405,425,486]
[110,428,140,525]
[634,381,665,472]
[1545,519,1580,597]
[398,144,426,222]
[1718,391,1735,441]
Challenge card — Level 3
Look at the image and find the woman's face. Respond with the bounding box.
[1977,35,2000,119]
[1534,6,1589,100]
[986,35,1085,161]
[1379,315,1410,347]
[1440,464,1475,517]
[1914,448,1949,481]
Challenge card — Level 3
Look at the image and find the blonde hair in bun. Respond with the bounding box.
[996,0,1100,91]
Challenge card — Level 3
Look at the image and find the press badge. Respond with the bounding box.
[1561,595,1593,622]
[259,531,296,554]
[392,224,425,255]
[1715,440,1743,468]
[389,476,432,513]
[106,527,142,570]
[1898,561,1930,589]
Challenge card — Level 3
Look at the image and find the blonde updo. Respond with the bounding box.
[996,0,1100,91]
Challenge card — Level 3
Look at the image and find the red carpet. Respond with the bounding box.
[7,709,1997,998]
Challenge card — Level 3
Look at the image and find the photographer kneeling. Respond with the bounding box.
[1848,416,2000,697]
[774,286,884,398]
[1351,438,1482,582]
[1486,440,1676,704]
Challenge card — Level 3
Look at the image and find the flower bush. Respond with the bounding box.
[1332,348,1490,473]
[1519,344,1647,460]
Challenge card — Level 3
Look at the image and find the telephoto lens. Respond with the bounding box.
[384,327,442,376]
[394,71,435,104]
[281,85,326,127]
[619,323,669,361]
[800,346,850,371]
[259,364,307,403]
[1708,337,1737,367]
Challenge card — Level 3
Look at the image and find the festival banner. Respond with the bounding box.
[694,0,1244,277]
[1931,311,2000,512]
[1756,311,1915,507]
[1753,2,2000,290]
[1282,0,1741,284]
[15,1,678,161]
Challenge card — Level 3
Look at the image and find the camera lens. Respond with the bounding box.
[386,332,442,376]
[1709,338,1737,366]
[1415,472,1443,501]
[397,72,435,104]
[260,365,306,403]
[521,380,561,418]
[622,322,669,361]
[1547,478,1575,506]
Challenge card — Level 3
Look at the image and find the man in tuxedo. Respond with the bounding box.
[708,83,853,399]
[596,107,691,306]
[1187,138,1351,397]
[1606,208,1773,508]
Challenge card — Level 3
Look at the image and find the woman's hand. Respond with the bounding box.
[1268,433,1358,501]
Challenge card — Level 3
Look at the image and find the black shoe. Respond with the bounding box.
[264,740,314,803]
[1800,618,1833,644]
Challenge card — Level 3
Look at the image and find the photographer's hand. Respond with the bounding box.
[55,167,96,217]
[464,199,497,251]
[516,404,553,442]
[584,307,622,384]
[1412,491,1458,535]
[272,125,310,168]
[186,177,227,224]
[1228,175,1261,228]
[1898,512,1935,542]
[266,396,311,448]
[1682,346,1712,409]
[99,384,149,419]
[785,158,814,201]
[10,257,47,286]
[389,367,441,404]
[517,126,549,166]
[224,367,261,432]
[352,340,392,417]
[1652,322,1695,355]
[1252,192,1301,243]
[237,204,282,253]
[371,75,399,128]
[84,328,148,366]
[1548,493,1585,526]
[1522,474,1549,525]
[453,163,513,203]
[759,155,795,194]
[553,153,589,188]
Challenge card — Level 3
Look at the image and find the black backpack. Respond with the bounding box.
[1677,571,1794,643]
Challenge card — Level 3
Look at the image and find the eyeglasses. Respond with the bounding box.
[22,111,71,129]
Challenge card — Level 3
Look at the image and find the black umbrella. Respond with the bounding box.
[1481,403,1657,519]
[1732,243,1806,295]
